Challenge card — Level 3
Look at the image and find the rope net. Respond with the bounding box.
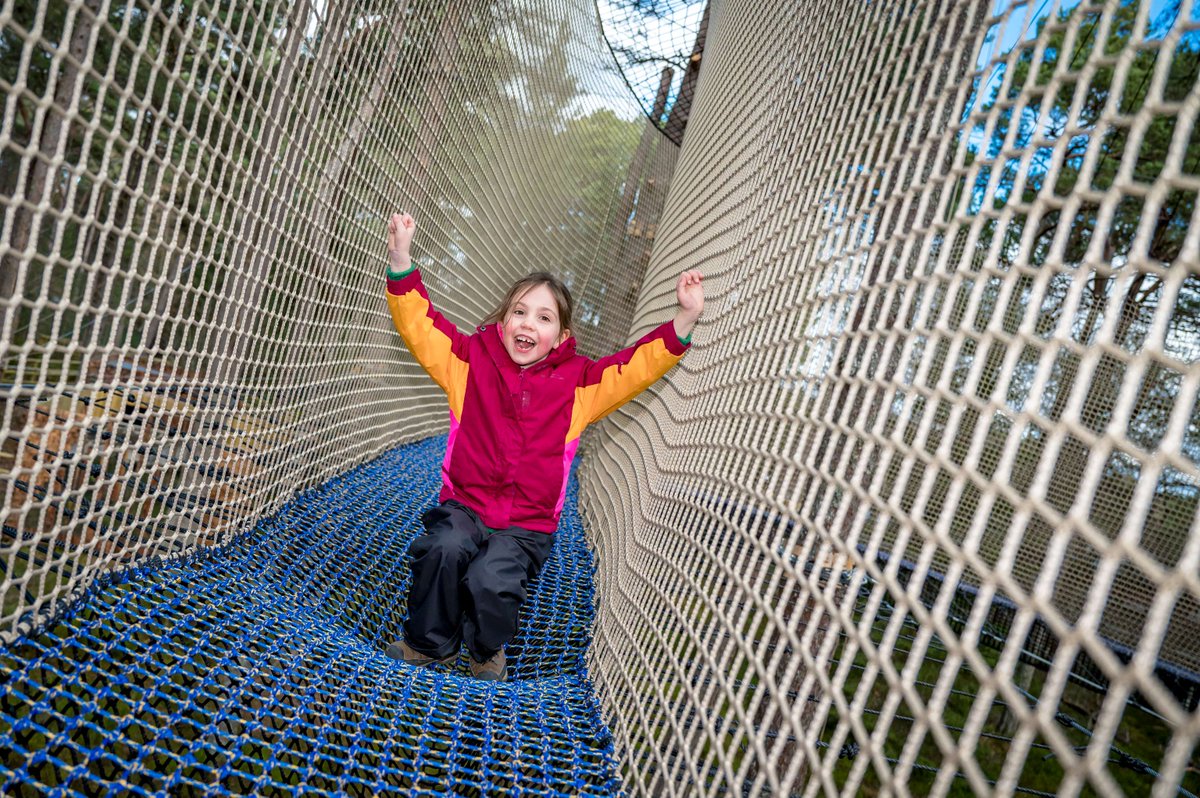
[0,0,1197,797]
[1,437,620,796]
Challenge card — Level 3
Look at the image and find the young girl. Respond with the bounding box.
[383,212,703,681]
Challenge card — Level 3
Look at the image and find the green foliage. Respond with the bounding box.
[949,0,1200,480]
[971,0,1199,265]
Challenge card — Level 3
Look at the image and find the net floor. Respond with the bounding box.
[0,435,620,796]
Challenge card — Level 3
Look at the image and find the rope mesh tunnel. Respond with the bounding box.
[2,0,1199,796]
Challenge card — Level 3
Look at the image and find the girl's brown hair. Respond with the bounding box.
[482,272,574,335]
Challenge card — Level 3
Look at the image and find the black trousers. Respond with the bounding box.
[402,500,555,661]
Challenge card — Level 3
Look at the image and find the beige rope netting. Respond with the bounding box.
[1,0,1198,795]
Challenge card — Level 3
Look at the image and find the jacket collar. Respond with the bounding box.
[480,323,577,373]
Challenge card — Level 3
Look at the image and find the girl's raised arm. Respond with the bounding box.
[573,271,704,428]
[385,213,471,404]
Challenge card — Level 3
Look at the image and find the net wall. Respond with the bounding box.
[1,0,666,632]
[582,0,1200,795]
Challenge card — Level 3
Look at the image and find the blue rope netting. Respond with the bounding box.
[0,436,621,796]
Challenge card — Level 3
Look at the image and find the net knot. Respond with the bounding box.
[1115,751,1152,775]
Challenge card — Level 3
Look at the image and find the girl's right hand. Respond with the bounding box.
[388,212,415,273]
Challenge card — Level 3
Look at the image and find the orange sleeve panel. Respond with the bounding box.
[566,321,690,444]
[386,271,470,419]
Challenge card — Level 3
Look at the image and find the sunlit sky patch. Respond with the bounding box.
[596,0,708,122]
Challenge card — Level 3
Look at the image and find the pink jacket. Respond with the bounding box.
[387,269,690,532]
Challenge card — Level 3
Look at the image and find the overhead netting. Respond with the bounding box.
[0,0,1198,797]
[597,0,708,143]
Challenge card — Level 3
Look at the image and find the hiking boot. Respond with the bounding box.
[469,650,507,682]
[386,639,456,667]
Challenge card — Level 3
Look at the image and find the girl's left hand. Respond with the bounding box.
[676,270,705,318]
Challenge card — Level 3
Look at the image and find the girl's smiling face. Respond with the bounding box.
[501,283,569,367]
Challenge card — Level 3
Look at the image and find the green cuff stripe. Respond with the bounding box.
[678,332,692,346]
[387,267,415,280]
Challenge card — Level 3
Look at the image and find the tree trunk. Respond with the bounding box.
[1,0,101,337]
[284,2,413,475]
[92,104,163,358]
[286,1,412,357]
[594,67,673,351]
[997,657,1036,736]
[597,0,710,350]
[201,0,320,394]
[144,218,186,357]
[310,2,411,249]
[662,0,710,145]
[406,1,467,216]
